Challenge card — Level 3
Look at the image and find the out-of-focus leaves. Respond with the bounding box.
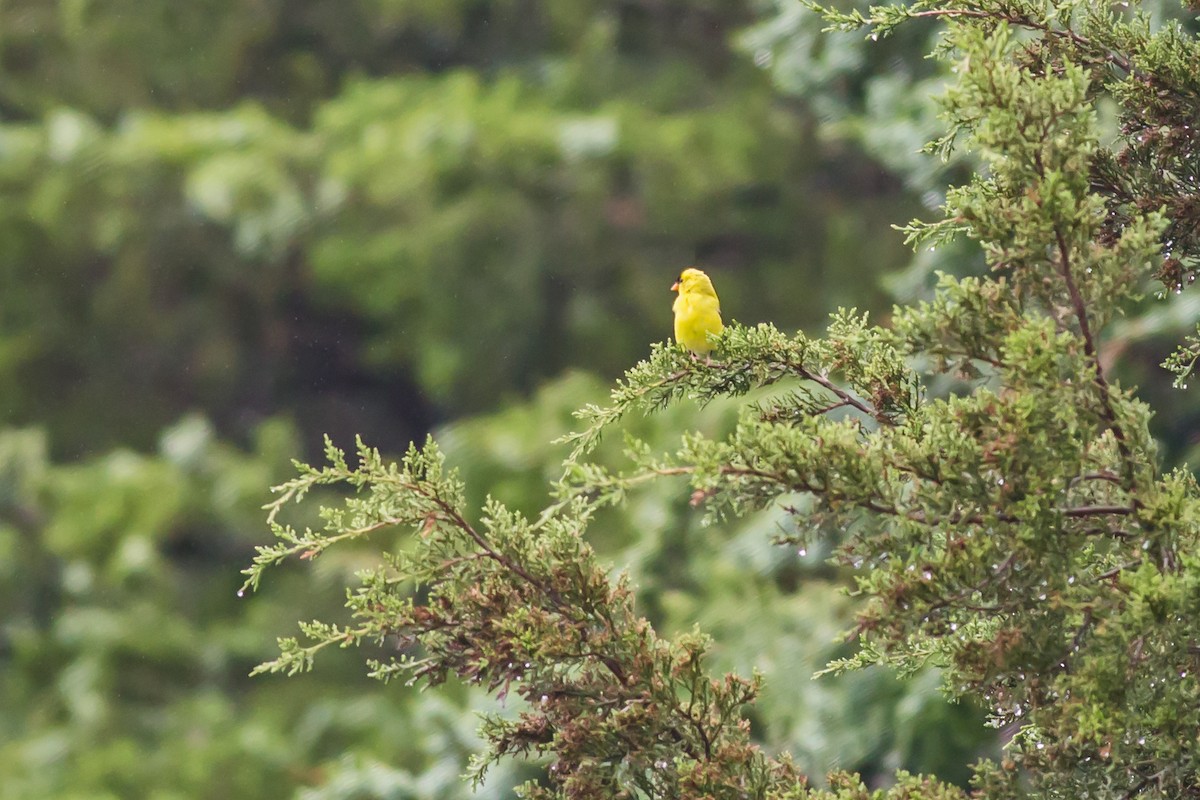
[0,417,537,799]
[0,64,916,456]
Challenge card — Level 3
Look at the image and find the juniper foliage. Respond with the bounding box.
[245,1,1200,797]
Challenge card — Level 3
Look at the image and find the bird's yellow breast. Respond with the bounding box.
[672,275,723,355]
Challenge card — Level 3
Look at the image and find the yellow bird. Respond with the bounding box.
[671,267,723,358]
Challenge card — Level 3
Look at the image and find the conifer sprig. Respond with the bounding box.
[563,315,920,462]
[247,436,822,797]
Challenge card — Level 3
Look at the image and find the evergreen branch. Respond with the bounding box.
[1071,471,1123,487]
[247,438,800,794]
[423,489,559,608]
[1162,324,1200,388]
[249,623,368,677]
[794,364,880,421]
[562,321,910,461]
[567,459,1134,530]
[240,516,401,593]
[1053,221,1137,492]
[906,6,1133,73]
[1097,560,1142,581]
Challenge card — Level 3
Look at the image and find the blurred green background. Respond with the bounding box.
[2,1,1197,798]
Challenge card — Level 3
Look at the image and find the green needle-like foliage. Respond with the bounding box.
[247,2,1200,798]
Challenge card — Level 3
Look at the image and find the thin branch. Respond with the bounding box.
[429,496,546,591]
[1098,560,1141,581]
[809,399,855,417]
[1054,223,1137,492]
[616,464,1134,528]
[907,7,1133,73]
[1071,608,1094,652]
[411,486,633,685]
[794,364,890,424]
[1062,504,1135,518]
[1071,470,1123,487]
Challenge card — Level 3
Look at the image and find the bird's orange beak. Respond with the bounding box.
[671,281,680,292]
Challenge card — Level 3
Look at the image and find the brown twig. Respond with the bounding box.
[1054,223,1138,494]
[796,365,890,425]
